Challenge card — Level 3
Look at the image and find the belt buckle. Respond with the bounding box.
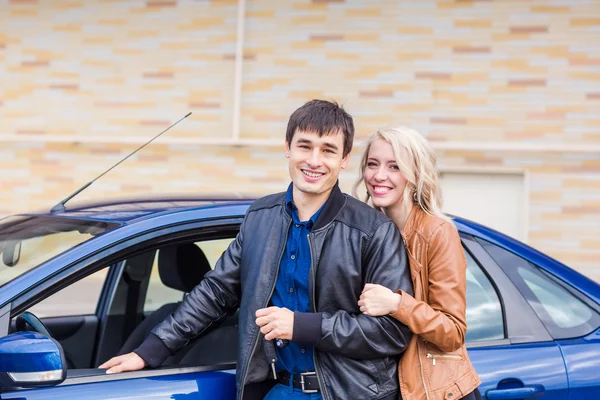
[300,371,318,394]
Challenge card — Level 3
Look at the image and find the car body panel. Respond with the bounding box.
[469,342,568,399]
[0,370,236,400]
[557,327,600,400]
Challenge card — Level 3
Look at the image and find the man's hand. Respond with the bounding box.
[358,283,401,316]
[255,306,294,341]
[99,352,146,374]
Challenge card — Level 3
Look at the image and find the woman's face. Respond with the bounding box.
[364,139,408,210]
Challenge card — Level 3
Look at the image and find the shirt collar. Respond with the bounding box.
[285,183,324,226]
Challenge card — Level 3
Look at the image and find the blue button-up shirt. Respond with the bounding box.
[270,184,323,374]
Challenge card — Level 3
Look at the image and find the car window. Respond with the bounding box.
[480,239,600,339]
[0,216,118,288]
[465,250,505,342]
[28,268,109,318]
[144,238,235,313]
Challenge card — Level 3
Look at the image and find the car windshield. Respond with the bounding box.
[0,215,119,288]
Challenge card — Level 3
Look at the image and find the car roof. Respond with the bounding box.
[15,195,256,224]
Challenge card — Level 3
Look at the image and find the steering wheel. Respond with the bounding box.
[15,311,52,338]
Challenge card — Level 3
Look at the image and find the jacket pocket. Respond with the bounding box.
[425,352,463,366]
[423,345,472,395]
[320,354,394,400]
[443,383,463,400]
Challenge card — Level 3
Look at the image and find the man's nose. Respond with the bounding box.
[307,149,322,168]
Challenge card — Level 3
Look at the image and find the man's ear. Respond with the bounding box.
[341,152,350,169]
[284,141,290,158]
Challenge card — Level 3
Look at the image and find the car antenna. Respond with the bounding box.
[50,112,192,214]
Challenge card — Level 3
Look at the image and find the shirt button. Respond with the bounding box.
[295,224,300,228]
[291,255,296,260]
[301,348,306,353]
[289,288,294,293]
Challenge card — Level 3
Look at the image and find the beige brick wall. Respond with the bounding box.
[0,0,599,279]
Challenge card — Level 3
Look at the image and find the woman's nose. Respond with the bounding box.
[374,167,387,181]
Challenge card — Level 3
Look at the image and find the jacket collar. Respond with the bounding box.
[401,205,422,239]
[313,182,345,231]
[282,182,345,231]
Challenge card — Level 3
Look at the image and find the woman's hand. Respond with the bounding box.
[358,283,401,316]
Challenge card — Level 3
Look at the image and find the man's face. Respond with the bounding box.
[285,130,349,197]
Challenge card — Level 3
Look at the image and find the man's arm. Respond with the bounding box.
[135,226,245,366]
[295,220,413,359]
[101,216,246,372]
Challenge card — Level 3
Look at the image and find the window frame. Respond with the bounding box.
[477,237,600,340]
[461,233,553,348]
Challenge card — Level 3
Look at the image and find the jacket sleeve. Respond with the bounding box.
[313,220,413,359]
[390,221,467,352]
[134,217,245,367]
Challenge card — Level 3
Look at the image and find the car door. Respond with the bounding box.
[462,234,569,400]
[476,237,600,400]
[0,217,242,400]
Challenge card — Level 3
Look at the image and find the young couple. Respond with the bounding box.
[100,100,482,400]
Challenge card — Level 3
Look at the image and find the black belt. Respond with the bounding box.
[276,370,320,393]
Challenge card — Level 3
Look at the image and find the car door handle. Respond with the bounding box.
[486,384,545,400]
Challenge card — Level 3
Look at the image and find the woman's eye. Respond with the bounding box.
[367,162,377,167]
[390,165,400,170]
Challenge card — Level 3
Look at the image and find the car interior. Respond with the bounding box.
[8,233,240,378]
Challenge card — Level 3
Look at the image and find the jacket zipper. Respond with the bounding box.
[238,219,291,400]
[308,232,327,399]
[418,341,431,400]
[426,353,463,366]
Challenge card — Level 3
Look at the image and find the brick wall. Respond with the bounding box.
[0,0,599,279]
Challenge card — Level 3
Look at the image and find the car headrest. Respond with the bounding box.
[158,243,211,292]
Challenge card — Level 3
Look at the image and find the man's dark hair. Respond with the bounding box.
[286,99,354,157]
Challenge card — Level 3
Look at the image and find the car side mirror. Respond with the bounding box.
[2,240,21,267]
[0,331,66,389]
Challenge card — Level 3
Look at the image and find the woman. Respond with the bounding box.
[354,126,482,400]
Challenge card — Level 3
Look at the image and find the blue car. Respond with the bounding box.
[0,196,599,399]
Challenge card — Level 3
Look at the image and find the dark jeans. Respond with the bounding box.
[462,387,483,400]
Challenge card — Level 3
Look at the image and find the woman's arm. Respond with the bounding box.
[391,222,467,352]
[360,221,467,352]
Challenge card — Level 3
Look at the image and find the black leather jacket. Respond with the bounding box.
[135,185,413,400]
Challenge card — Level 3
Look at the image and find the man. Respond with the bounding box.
[100,100,413,400]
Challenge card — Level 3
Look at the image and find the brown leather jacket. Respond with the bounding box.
[389,207,481,400]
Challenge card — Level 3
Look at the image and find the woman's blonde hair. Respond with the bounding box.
[353,125,451,222]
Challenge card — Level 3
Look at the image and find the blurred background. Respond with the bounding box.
[0,0,598,282]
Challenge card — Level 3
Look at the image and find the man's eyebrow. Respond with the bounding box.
[295,137,339,151]
[322,142,339,151]
[296,138,313,145]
